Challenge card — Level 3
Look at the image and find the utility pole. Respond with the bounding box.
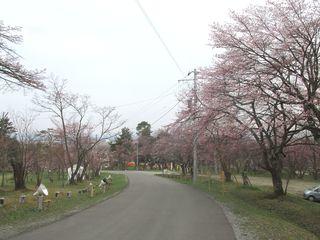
[191,69,198,184]
[136,140,139,171]
[179,69,198,184]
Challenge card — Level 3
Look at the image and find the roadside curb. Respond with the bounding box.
[2,174,129,240]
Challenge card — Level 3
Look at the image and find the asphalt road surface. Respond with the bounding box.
[11,171,235,240]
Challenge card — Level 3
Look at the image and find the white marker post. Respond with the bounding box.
[19,195,26,204]
[37,195,44,210]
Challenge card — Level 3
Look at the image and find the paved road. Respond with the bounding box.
[11,172,235,240]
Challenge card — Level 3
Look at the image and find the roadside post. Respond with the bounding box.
[67,191,72,198]
[89,183,94,197]
[19,195,26,204]
[220,171,226,196]
[37,195,44,210]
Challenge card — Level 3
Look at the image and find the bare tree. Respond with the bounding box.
[0,21,44,90]
[34,78,124,184]
[33,78,73,180]
[9,112,37,190]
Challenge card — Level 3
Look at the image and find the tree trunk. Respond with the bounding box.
[312,149,319,180]
[62,168,65,180]
[70,163,82,184]
[94,167,101,178]
[220,159,232,182]
[11,160,26,190]
[1,169,5,187]
[36,171,42,187]
[224,171,232,182]
[262,150,285,196]
[241,171,250,185]
[13,168,26,190]
[270,168,284,196]
[181,164,187,176]
[58,166,61,180]
[1,170,4,187]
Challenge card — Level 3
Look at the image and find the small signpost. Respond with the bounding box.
[19,195,26,204]
[0,197,4,207]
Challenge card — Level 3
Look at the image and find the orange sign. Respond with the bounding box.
[127,162,136,167]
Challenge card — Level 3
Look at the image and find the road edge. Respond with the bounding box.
[155,174,251,240]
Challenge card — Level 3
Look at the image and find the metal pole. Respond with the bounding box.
[193,69,198,184]
[136,140,139,171]
[177,69,198,183]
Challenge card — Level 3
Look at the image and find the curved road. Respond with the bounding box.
[11,172,235,240]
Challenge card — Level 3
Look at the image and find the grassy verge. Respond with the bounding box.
[0,172,128,238]
[158,174,320,240]
[209,173,319,196]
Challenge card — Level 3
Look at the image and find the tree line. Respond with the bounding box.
[110,0,320,197]
[169,0,320,196]
[0,21,123,190]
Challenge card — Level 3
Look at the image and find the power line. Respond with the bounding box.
[134,0,184,76]
[114,91,174,108]
[120,82,179,124]
[115,82,177,110]
[134,82,178,114]
[151,100,181,126]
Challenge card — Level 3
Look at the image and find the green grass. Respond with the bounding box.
[159,174,320,240]
[245,169,319,182]
[0,172,128,230]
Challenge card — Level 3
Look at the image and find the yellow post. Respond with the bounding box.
[220,171,225,182]
[220,171,225,196]
[89,183,94,197]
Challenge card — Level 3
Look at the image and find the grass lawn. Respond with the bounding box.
[0,172,128,238]
[210,173,320,196]
[158,174,320,240]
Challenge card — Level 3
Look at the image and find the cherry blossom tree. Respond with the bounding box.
[210,0,320,140]
[193,0,320,196]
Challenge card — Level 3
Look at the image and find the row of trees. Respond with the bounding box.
[110,121,156,170]
[173,0,320,196]
[0,21,123,190]
[111,0,320,197]
[0,80,123,190]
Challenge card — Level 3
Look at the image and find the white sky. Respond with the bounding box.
[0,0,262,133]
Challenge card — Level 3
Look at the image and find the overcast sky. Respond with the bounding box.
[0,0,262,133]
